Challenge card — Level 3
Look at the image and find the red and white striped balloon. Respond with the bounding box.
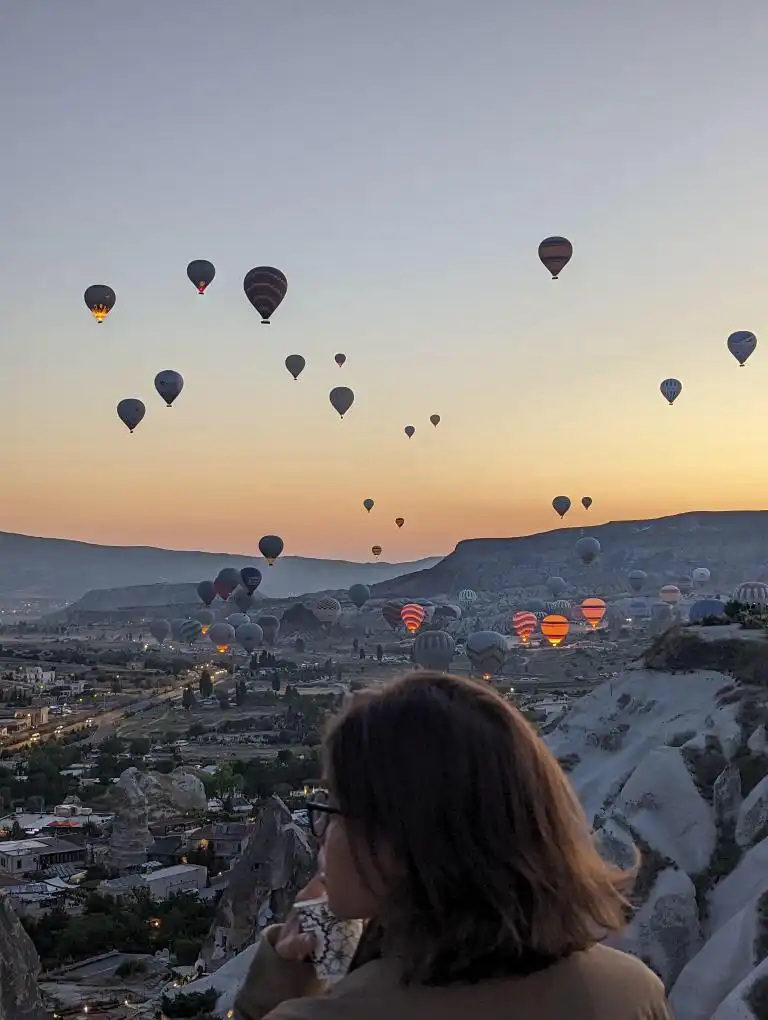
[401,603,426,634]
[512,611,538,644]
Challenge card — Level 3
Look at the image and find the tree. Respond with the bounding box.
[271,675,281,694]
[199,670,213,700]
[182,685,195,711]
[276,748,294,767]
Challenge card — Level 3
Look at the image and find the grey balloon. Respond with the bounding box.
[226,613,251,630]
[727,330,757,367]
[217,567,242,589]
[628,569,647,593]
[329,386,354,418]
[209,622,236,647]
[180,618,203,643]
[193,609,214,628]
[546,576,566,597]
[149,618,171,644]
[236,622,264,653]
[348,583,371,609]
[575,536,601,565]
[465,631,509,678]
[285,354,306,380]
[154,370,184,407]
[231,587,255,613]
[170,618,187,641]
[552,495,571,518]
[412,630,455,672]
[117,398,145,433]
[257,615,280,646]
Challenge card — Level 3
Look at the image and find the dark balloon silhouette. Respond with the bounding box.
[285,354,305,380]
[538,237,573,279]
[117,399,145,433]
[187,260,215,295]
[259,535,284,566]
[330,387,354,418]
[197,580,216,606]
[243,266,288,323]
[334,353,347,368]
[240,566,262,593]
[85,285,116,323]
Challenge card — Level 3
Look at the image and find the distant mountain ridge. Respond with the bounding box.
[371,510,768,598]
[0,529,441,602]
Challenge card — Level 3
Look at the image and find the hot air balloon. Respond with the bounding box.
[576,536,601,565]
[582,496,593,510]
[187,259,215,295]
[149,619,171,645]
[395,517,405,528]
[285,355,305,381]
[154,370,184,407]
[552,496,571,519]
[693,567,711,587]
[401,603,426,634]
[197,580,216,606]
[372,545,382,558]
[236,622,263,654]
[580,598,606,630]
[458,588,477,608]
[117,399,145,433]
[315,597,342,626]
[382,599,408,630]
[628,570,647,593]
[217,567,242,593]
[512,611,538,645]
[84,284,116,323]
[733,581,768,606]
[209,621,236,653]
[677,576,694,596]
[546,576,567,597]
[193,608,214,635]
[466,631,508,678]
[404,425,415,439]
[180,618,203,644]
[240,566,262,593]
[259,535,284,566]
[257,615,280,646]
[170,618,187,642]
[541,614,569,647]
[660,378,682,405]
[330,387,354,418]
[412,630,455,671]
[688,599,728,623]
[334,353,347,368]
[546,599,572,617]
[429,414,441,427]
[659,585,682,606]
[433,603,462,622]
[727,331,757,367]
[226,612,251,631]
[348,583,370,609]
[243,267,287,323]
[231,587,255,613]
[363,499,374,513]
[538,237,573,279]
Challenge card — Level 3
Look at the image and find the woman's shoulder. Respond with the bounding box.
[549,944,670,1015]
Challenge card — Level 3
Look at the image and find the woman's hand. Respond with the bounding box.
[274,872,326,962]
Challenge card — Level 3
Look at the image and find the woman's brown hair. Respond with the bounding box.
[324,671,635,985]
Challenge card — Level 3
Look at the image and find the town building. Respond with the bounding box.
[0,837,85,878]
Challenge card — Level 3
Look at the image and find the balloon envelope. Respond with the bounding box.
[429,414,441,427]
[628,570,647,593]
[314,597,342,625]
[209,622,236,649]
[259,535,284,566]
[240,567,262,593]
[412,630,455,671]
[465,631,508,677]
[84,284,116,322]
[231,587,255,613]
[330,387,354,418]
[243,266,287,323]
[149,619,171,644]
[117,399,145,433]
[348,583,370,609]
[400,603,426,634]
[538,237,572,279]
[512,611,537,644]
[552,496,571,518]
[334,353,347,367]
[285,354,306,380]
[541,614,570,647]
[688,599,728,623]
[371,545,382,557]
[404,425,415,438]
[727,331,757,367]
[576,537,601,565]
[363,499,374,513]
[582,496,593,510]
[180,618,203,643]
[546,576,566,597]
[154,370,184,407]
[197,580,216,606]
[226,613,251,631]
[236,622,263,653]
[660,378,682,405]
[257,615,280,645]
[580,598,606,630]
[187,259,215,294]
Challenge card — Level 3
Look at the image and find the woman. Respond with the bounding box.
[236,671,671,1020]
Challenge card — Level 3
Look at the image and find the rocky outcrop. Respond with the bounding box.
[109,768,153,871]
[201,795,314,971]
[136,768,207,820]
[0,895,46,1020]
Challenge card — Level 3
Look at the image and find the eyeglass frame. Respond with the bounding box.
[305,790,342,838]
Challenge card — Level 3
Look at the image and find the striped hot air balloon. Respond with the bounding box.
[580,598,606,630]
[179,618,203,644]
[412,630,455,671]
[458,589,477,608]
[243,266,287,323]
[401,603,426,634]
[538,237,573,279]
[659,585,682,606]
[733,581,768,607]
[541,614,570,647]
[314,597,342,626]
[465,631,508,679]
[512,611,537,644]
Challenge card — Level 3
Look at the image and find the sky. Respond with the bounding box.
[2,0,768,562]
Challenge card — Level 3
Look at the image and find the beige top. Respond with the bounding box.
[235,925,673,1020]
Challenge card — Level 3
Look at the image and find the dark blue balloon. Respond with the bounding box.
[688,598,728,624]
[240,566,262,594]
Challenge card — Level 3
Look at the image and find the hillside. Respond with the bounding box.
[372,510,768,598]
[0,529,441,603]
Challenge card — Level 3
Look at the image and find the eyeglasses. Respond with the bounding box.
[305,789,341,838]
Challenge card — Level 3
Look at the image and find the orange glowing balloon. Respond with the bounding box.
[216,644,229,654]
[512,611,538,644]
[541,614,570,647]
[580,597,606,630]
[401,603,426,634]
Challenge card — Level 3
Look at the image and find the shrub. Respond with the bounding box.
[161,990,219,1018]
[682,740,728,803]
[692,820,742,920]
[746,973,768,1020]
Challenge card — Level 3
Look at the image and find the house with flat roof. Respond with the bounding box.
[0,836,85,878]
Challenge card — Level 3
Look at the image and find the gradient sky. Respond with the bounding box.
[2,0,768,562]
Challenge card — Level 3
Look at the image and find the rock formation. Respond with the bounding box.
[136,767,208,820]
[109,768,153,871]
[0,894,46,1020]
[201,795,314,971]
